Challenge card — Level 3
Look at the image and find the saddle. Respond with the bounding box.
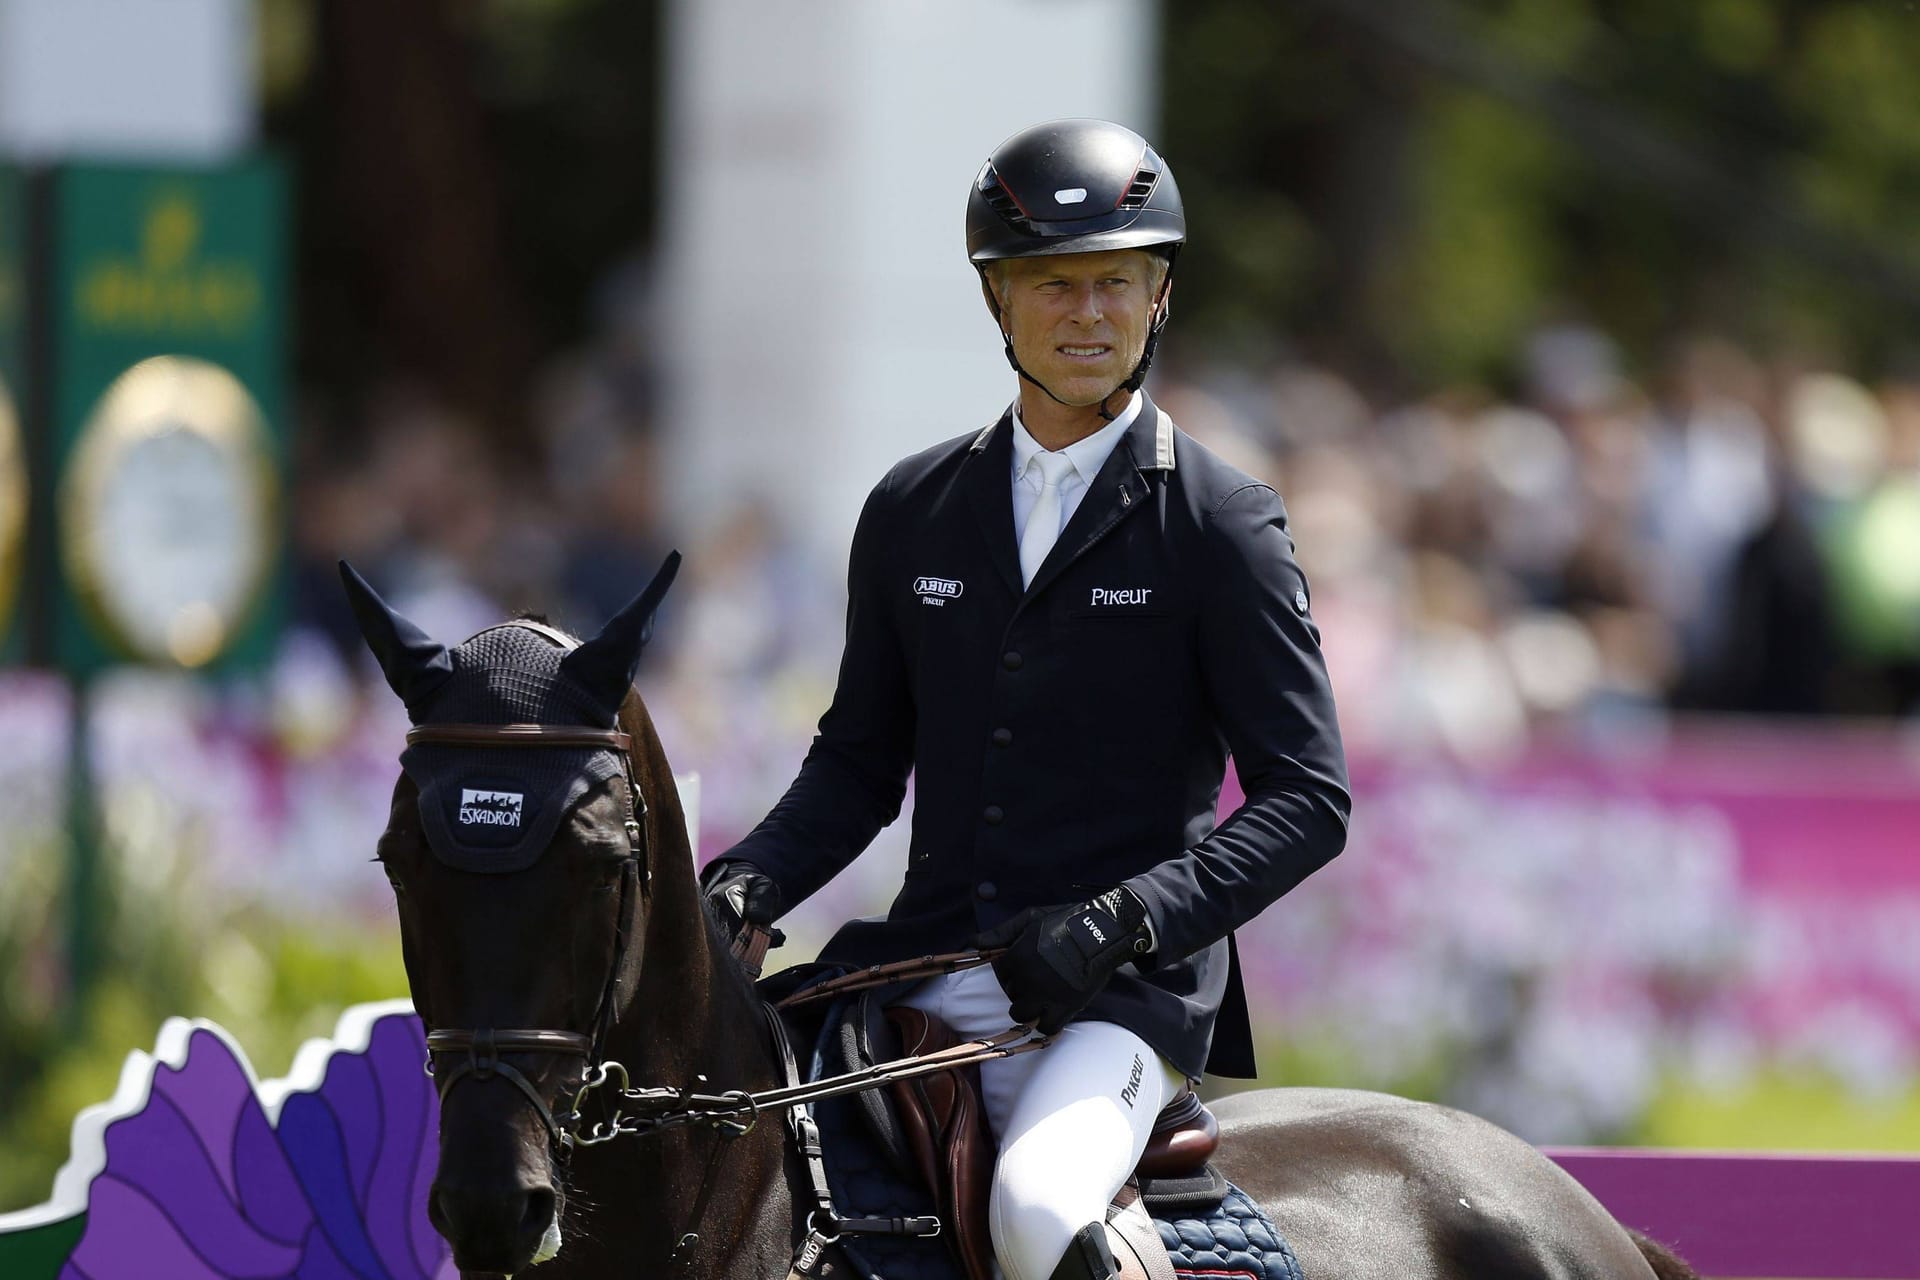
[882,1005,1219,1280]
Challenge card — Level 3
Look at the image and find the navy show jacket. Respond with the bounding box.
[724,394,1350,1079]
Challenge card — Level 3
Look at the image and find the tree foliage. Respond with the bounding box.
[1160,0,1920,387]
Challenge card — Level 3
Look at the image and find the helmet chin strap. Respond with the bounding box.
[997,272,1177,423]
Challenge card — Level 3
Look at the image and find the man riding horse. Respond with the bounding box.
[702,118,1351,1280]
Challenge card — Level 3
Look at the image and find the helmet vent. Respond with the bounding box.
[1119,166,1159,210]
[983,179,1031,231]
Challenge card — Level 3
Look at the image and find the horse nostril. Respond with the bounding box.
[432,1177,554,1270]
[523,1184,557,1236]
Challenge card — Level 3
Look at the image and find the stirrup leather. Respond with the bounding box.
[1105,1184,1178,1280]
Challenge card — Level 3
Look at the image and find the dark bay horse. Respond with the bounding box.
[341,558,1695,1280]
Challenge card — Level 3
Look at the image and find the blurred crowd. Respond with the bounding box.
[288,319,1920,788]
[1160,327,1920,760]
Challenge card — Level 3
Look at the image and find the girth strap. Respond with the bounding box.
[762,1002,942,1277]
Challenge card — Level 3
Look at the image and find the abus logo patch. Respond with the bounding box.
[459,789,524,828]
[913,576,964,606]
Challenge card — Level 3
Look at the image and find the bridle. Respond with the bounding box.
[392,637,1049,1275]
[406,716,651,1152]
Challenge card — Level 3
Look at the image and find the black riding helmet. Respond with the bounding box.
[966,118,1186,417]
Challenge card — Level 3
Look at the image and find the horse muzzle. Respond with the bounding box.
[428,1167,561,1274]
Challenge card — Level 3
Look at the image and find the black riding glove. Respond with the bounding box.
[699,860,786,950]
[973,887,1154,1035]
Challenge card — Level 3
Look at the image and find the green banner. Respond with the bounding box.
[48,159,288,676]
[0,165,25,661]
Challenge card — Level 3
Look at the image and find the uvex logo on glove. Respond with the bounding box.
[975,887,1153,1036]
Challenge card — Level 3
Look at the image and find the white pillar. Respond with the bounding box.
[660,0,1159,565]
[0,0,254,161]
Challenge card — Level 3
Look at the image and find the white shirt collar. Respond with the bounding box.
[1010,393,1143,486]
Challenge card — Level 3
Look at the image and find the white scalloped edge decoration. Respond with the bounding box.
[0,997,418,1235]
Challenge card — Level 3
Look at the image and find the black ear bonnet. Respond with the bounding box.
[400,623,621,873]
[341,552,680,873]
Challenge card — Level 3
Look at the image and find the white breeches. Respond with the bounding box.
[899,965,1185,1280]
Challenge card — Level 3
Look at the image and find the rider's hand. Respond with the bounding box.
[700,860,786,949]
[972,887,1154,1035]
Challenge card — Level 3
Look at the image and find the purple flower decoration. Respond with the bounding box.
[0,1001,455,1280]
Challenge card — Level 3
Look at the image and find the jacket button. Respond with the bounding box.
[976,881,998,902]
[1001,651,1023,671]
[991,728,1013,747]
[983,805,1004,825]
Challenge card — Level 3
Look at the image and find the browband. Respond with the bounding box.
[406,723,635,752]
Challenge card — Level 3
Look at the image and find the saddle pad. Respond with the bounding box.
[801,995,1304,1280]
[1154,1186,1304,1280]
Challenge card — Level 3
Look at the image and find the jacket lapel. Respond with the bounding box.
[962,411,1024,600]
[1022,393,1176,602]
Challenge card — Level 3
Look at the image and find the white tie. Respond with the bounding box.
[1019,450,1077,588]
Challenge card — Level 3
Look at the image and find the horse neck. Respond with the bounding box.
[610,696,774,1086]
[581,697,800,1277]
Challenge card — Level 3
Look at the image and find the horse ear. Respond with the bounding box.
[338,560,453,719]
[560,550,682,720]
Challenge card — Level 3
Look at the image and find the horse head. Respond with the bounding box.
[342,555,684,1275]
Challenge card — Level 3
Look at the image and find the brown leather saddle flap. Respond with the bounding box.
[884,1005,997,1280]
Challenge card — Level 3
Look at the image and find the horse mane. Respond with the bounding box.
[1627,1230,1701,1280]
[610,683,767,1003]
[1628,1228,1704,1280]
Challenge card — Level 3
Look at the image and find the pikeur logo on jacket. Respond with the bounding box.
[726,394,1351,1081]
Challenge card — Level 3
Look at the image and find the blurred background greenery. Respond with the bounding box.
[1162,0,1920,384]
[0,813,404,1208]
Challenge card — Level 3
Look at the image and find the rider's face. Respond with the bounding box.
[991,249,1167,407]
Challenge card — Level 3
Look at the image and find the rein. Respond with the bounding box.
[560,931,1048,1145]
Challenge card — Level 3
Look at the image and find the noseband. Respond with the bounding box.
[405,718,650,1151]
